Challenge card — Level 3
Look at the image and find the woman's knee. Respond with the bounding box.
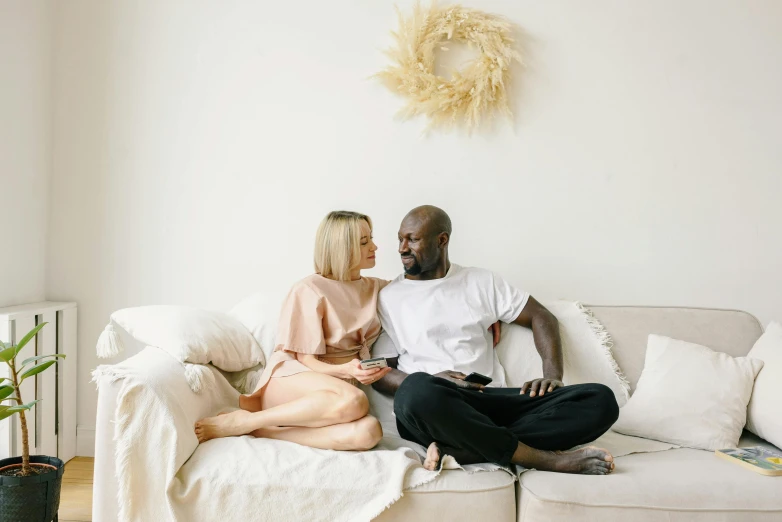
[345,416,383,450]
[331,386,370,424]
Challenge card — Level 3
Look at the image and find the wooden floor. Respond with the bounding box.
[60,457,94,522]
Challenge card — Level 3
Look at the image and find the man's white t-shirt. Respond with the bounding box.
[374,264,529,387]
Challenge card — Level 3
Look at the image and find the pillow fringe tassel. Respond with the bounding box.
[96,323,124,358]
[574,302,632,401]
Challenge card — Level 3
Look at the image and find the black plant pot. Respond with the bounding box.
[0,455,64,522]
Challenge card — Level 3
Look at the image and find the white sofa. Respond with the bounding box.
[92,305,782,521]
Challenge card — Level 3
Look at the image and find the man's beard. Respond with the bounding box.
[401,255,422,275]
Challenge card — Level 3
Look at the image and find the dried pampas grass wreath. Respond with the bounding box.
[375,1,521,133]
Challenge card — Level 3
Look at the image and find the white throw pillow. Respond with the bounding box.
[227,291,287,360]
[746,322,782,448]
[612,334,763,451]
[108,305,264,372]
[495,301,631,407]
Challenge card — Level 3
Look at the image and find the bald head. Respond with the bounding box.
[403,205,452,238]
[398,205,452,279]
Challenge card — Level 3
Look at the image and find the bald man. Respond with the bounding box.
[372,205,619,474]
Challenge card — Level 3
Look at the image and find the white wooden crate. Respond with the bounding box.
[0,301,77,463]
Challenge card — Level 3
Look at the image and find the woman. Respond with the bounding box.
[195,211,392,451]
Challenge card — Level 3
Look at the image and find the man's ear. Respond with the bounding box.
[438,233,450,248]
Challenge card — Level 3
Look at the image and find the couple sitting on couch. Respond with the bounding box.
[195,206,619,474]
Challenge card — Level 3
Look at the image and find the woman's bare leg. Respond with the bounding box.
[195,372,368,442]
[251,415,383,451]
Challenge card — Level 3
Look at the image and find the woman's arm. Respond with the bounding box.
[297,353,391,385]
[296,353,351,379]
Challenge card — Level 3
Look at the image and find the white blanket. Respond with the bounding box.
[94,348,446,522]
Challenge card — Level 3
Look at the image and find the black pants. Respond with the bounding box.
[394,372,619,466]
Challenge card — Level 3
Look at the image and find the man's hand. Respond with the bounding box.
[521,378,564,397]
[489,321,501,348]
[434,370,486,391]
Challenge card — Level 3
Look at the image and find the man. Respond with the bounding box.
[372,205,619,474]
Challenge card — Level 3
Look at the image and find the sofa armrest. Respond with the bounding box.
[92,347,240,522]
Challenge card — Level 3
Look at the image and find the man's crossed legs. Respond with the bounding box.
[394,373,620,474]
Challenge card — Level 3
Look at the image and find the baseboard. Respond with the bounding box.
[76,425,96,457]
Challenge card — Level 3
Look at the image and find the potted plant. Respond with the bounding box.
[0,322,66,522]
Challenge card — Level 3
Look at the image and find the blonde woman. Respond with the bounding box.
[195,211,393,450]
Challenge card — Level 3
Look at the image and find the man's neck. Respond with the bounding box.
[406,259,451,281]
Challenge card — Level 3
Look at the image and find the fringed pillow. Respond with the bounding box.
[96,305,264,392]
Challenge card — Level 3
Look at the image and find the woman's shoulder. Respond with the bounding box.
[286,275,326,298]
[365,276,392,291]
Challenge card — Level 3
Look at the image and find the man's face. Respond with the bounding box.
[397,216,440,276]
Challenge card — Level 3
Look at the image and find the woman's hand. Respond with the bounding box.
[343,359,392,385]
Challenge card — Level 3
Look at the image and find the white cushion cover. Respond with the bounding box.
[111,305,264,371]
[746,322,782,448]
[612,334,763,450]
[227,291,288,360]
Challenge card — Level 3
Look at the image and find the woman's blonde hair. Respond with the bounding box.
[314,211,373,281]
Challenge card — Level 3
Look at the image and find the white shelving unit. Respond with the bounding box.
[0,301,78,463]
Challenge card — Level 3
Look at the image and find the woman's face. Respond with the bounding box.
[358,219,377,270]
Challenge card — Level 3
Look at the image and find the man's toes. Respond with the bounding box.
[423,443,441,471]
[585,458,614,475]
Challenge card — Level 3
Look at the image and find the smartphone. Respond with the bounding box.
[359,357,388,370]
[464,372,493,386]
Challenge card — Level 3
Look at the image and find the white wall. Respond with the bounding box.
[46,0,782,453]
[0,0,51,308]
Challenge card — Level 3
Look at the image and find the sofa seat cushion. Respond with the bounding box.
[517,432,782,522]
[375,467,517,522]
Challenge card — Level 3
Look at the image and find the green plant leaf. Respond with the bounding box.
[20,353,65,371]
[0,400,38,421]
[0,346,16,363]
[0,385,15,400]
[13,322,48,358]
[20,360,57,382]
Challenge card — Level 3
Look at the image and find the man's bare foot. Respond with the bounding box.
[513,444,615,475]
[239,394,262,413]
[194,410,255,443]
[423,442,441,471]
[551,446,615,475]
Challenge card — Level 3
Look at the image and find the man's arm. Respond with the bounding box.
[371,357,407,396]
[372,358,486,397]
[512,296,564,396]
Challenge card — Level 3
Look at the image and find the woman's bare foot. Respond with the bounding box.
[423,442,441,471]
[513,445,614,475]
[194,410,255,443]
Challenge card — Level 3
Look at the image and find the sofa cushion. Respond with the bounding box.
[375,468,516,522]
[517,432,782,522]
[612,335,763,450]
[587,306,762,392]
[746,322,782,448]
